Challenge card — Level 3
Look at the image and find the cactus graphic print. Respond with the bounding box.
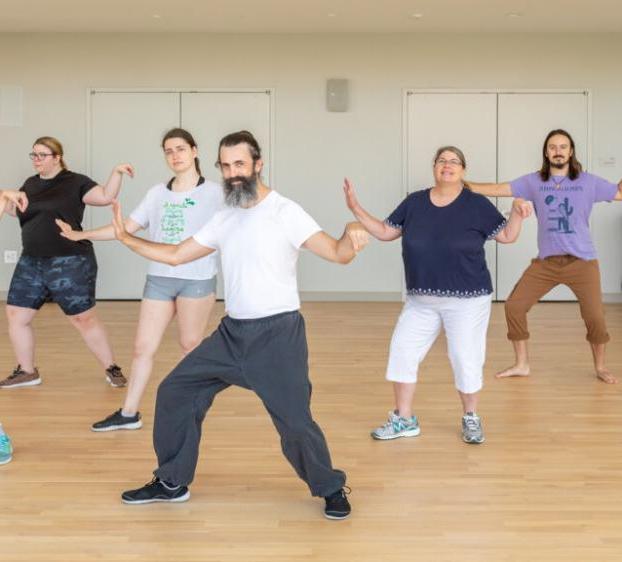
[510,172,618,260]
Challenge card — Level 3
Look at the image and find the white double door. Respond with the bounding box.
[405,91,589,300]
[88,90,272,299]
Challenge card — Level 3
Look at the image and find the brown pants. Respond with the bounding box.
[505,255,609,344]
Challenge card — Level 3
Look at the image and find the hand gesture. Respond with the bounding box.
[111,200,128,241]
[345,222,369,253]
[114,163,135,178]
[343,178,361,213]
[511,198,533,219]
[55,219,84,241]
[2,189,28,212]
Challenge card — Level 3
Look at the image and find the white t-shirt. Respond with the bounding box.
[130,180,224,280]
[193,191,322,319]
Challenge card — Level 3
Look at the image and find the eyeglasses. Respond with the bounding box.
[435,158,462,167]
[29,152,54,160]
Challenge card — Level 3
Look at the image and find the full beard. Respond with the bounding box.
[550,158,568,170]
[223,174,258,208]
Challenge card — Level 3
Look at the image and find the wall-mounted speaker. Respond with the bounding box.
[326,79,348,112]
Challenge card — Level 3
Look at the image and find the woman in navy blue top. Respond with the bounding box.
[344,146,531,444]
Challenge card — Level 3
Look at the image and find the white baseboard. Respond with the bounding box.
[1,291,621,303]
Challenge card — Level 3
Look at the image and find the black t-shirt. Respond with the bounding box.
[385,188,506,297]
[18,170,98,257]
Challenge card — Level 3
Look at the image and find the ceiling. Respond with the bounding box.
[0,0,621,33]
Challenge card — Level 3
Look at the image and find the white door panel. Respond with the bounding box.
[89,92,179,298]
[407,92,498,295]
[180,91,272,300]
[496,93,589,300]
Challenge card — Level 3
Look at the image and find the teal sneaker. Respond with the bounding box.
[462,412,485,444]
[0,433,13,465]
[371,410,420,440]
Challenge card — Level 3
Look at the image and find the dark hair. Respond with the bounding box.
[161,128,201,175]
[33,136,67,169]
[216,130,262,166]
[540,129,582,181]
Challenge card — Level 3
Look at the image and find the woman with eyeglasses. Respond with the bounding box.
[0,136,133,389]
[57,128,223,432]
[344,146,532,444]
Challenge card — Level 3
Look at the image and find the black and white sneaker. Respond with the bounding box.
[324,487,351,520]
[122,478,190,504]
[91,409,142,432]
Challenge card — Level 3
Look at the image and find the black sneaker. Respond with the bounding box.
[91,409,142,432]
[105,364,127,388]
[122,478,190,504]
[324,487,351,520]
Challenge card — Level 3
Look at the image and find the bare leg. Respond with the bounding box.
[66,306,116,369]
[175,294,215,356]
[6,305,38,373]
[495,340,530,378]
[393,382,417,418]
[458,391,479,413]
[122,299,176,415]
[591,343,617,384]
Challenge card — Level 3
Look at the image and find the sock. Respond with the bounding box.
[121,410,136,418]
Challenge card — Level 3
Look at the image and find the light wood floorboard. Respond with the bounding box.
[0,301,621,562]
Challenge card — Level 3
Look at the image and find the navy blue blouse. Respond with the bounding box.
[385,188,506,298]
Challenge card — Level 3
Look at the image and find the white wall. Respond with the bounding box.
[1,33,621,298]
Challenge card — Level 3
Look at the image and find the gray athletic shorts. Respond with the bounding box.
[143,275,216,301]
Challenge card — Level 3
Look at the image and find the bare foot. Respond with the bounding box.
[596,369,618,384]
[495,364,530,378]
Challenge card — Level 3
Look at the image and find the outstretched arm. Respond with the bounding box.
[83,163,135,206]
[494,198,532,244]
[343,178,401,241]
[111,200,214,265]
[0,189,28,217]
[303,223,369,264]
[467,181,513,197]
[56,217,142,242]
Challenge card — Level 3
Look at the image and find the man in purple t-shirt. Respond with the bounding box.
[469,129,622,384]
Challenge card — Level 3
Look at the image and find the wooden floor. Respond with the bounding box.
[1,301,621,562]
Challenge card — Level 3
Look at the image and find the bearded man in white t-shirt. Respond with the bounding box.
[112,130,368,520]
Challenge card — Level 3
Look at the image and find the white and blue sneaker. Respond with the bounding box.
[0,433,13,465]
[462,412,485,444]
[371,410,421,440]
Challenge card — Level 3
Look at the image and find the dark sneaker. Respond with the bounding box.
[324,487,351,520]
[105,364,127,387]
[122,478,190,504]
[92,409,142,432]
[0,365,41,389]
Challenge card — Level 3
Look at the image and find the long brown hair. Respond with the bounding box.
[540,129,583,181]
[161,128,201,175]
[33,136,67,169]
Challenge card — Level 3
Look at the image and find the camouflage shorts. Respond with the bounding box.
[7,253,98,316]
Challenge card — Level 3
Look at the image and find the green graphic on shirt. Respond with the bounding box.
[161,199,196,244]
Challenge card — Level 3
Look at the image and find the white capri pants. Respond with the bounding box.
[386,294,492,394]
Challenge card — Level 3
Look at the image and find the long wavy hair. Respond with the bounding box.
[540,129,583,181]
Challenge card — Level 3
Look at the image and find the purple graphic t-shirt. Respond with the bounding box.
[510,172,618,260]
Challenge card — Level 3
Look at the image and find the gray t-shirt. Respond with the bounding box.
[130,180,224,280]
